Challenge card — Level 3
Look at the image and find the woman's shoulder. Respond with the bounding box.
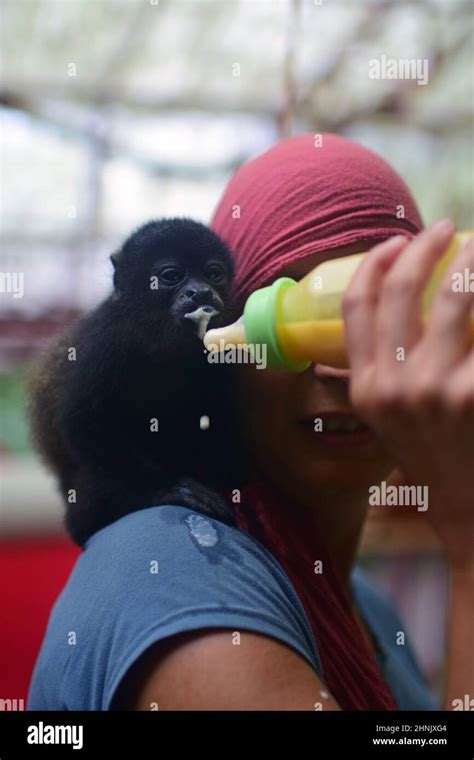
[85,504,321,668]
[29,504,321,710]
[82,503,312,618]
[84,502,280,572]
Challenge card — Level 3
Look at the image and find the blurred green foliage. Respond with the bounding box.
[0,368,32,454]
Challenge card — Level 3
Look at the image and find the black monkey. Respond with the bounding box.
[28,218,240,547]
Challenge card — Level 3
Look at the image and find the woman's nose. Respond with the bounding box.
[312,363,351,381]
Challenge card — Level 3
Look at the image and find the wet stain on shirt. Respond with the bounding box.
[185,514,219,548]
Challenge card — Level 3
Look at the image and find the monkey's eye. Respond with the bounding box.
[158,266,185,286]
[205,263,226,283]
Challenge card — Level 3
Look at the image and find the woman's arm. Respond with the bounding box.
[446,565,474,710]
[342,220,474,710]
[114,629,341,711]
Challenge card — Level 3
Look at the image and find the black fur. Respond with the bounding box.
[28,218,241,547]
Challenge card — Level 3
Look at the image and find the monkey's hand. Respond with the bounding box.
[155,477,236,527]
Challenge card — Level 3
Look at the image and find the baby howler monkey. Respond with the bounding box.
[28,218,240,547]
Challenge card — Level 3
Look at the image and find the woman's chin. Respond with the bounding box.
[293,435,392,488]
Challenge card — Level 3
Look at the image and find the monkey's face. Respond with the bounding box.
[111,219,234,351]
[154,257,230,340]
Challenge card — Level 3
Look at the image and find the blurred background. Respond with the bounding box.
[0,0,473,705]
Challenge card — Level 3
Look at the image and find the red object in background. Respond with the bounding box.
[0,536,80,704]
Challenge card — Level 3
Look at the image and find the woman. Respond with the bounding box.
[28,134,473,711]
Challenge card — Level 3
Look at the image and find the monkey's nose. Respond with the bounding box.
[181,283,223,316]
[186,286,214,303]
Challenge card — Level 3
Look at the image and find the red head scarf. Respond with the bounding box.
[211,133,424,710]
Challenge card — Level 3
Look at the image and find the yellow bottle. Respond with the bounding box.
[204,232,473,370]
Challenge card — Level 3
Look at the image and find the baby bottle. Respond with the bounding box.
[204,232,473,370]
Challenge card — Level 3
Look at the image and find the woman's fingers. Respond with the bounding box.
[374,219,456,363]
[342,234,409,372]
[446,350,474,415]
[423,235,474,368]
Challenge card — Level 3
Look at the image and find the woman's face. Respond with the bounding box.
[238,242,395,506]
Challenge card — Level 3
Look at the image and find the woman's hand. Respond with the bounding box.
[342,220,474,571]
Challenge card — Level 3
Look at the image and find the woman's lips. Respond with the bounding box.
[297,413,376,449]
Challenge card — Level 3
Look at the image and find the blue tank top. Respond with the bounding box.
[27,505,437,711]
